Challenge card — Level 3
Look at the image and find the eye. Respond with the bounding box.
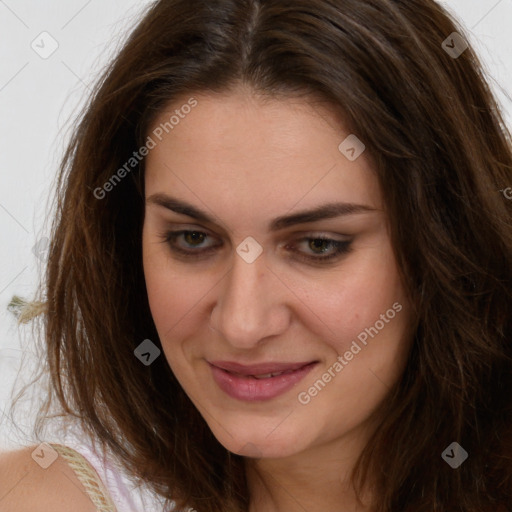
[161,230,217,256]
[287,236,352,263]
[159,230,352,263]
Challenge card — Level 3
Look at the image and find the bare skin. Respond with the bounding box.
[0,446,97,512]
[142,84,414,512]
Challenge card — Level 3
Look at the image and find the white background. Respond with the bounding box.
[1,0,511,451]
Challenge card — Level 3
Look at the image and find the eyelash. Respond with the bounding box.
[159,230,352,263]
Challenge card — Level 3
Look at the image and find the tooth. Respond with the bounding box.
[253,371,284,379]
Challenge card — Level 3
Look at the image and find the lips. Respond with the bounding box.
[208,360,318,401]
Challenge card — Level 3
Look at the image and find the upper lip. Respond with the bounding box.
[209,360,317,375]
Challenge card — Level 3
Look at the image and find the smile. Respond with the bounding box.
[208,360,318,401]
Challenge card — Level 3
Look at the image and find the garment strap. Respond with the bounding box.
[50,443,118,512]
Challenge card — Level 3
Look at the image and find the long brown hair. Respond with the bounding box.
[11,0,512,510]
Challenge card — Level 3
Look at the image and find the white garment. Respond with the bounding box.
[50,418,171,512]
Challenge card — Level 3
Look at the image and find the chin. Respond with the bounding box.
[230,440,304,459]
[209,422,311,459]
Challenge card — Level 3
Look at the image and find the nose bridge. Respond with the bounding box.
[210,250,287,347]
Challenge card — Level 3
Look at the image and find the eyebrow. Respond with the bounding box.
[146,193,376,232]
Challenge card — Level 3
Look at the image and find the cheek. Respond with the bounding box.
[142,255,204,385]
[299,243,405,349]
[144,269,200,343]
[142,233,224,377]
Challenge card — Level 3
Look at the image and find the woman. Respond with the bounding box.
[1,0,511,511]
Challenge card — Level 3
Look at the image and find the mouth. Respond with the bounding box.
[208,360,319,401]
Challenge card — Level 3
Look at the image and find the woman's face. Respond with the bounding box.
[142,86,413,459]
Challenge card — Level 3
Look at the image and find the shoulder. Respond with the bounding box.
[0,445,97,512]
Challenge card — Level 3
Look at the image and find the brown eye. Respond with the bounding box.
[161,230,218,256]
[183,231,207,247]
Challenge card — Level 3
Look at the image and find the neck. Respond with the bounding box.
[245,426,375,512]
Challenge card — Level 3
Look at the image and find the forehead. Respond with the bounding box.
[144,88,382,222]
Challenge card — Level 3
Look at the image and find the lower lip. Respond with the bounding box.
[209,362,317,402]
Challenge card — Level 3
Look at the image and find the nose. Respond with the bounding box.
[209,249,291,349]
